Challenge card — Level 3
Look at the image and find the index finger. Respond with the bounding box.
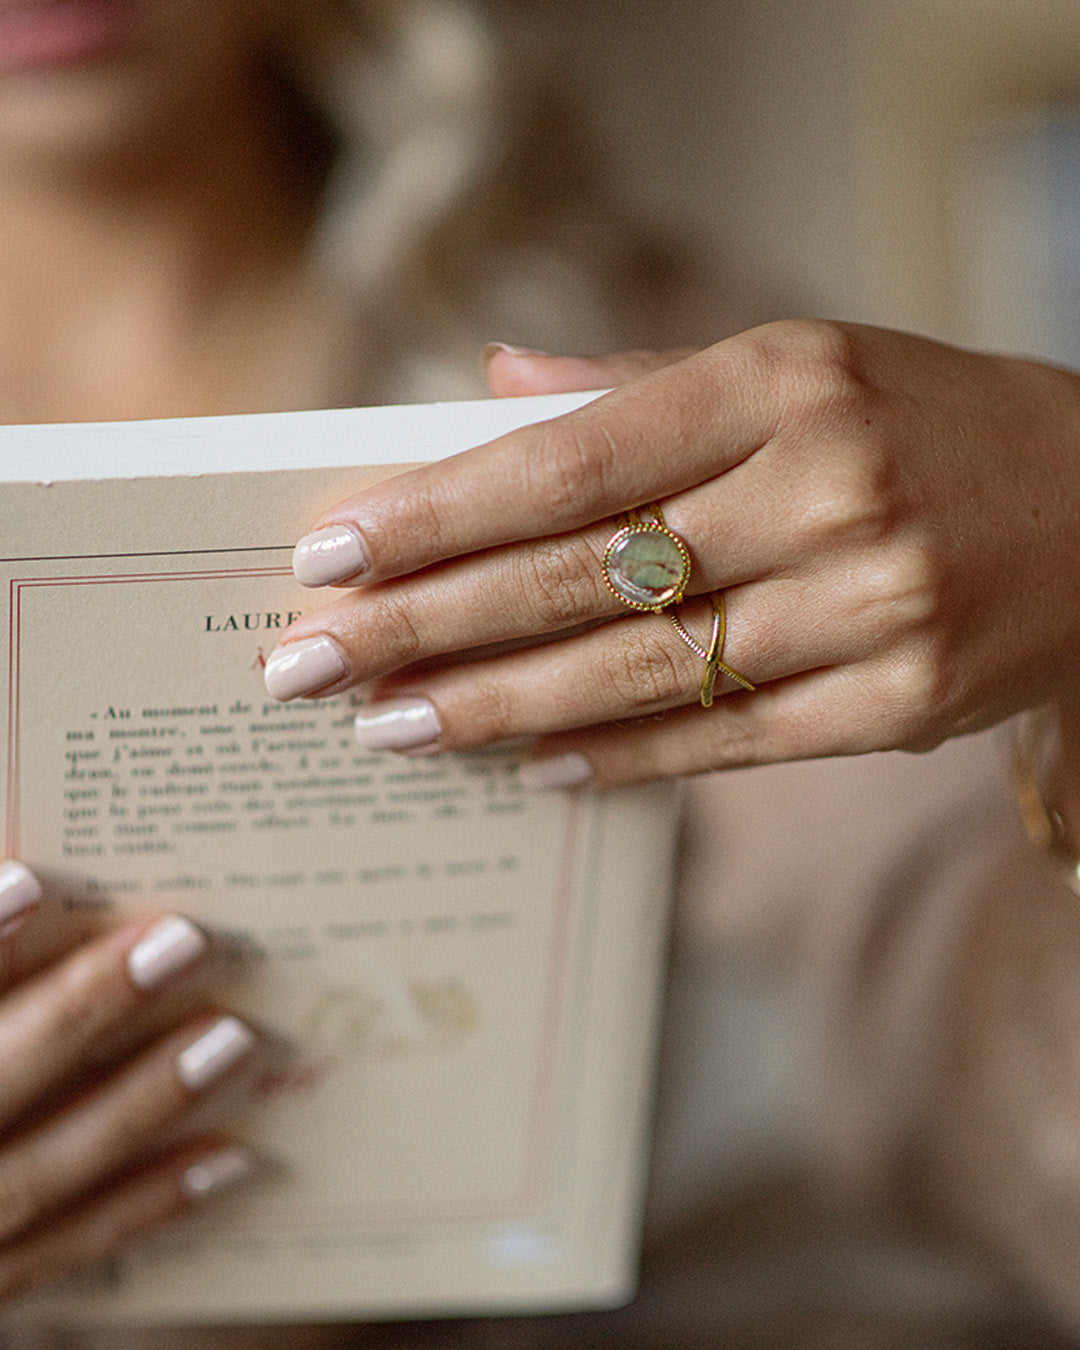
[294,337,781,588]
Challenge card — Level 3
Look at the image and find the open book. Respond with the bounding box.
[0,393,679,1324]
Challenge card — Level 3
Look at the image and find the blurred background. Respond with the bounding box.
[571,0,1080,368]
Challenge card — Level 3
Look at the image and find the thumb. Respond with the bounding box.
[483,344,697,398]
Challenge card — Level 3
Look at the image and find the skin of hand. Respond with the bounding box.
[0,865,256,1304]
[267,320,1080,787]
[1056,698,1080,850]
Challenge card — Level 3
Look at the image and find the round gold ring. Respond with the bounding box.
[602,503,755,707]
[602,503,691,612]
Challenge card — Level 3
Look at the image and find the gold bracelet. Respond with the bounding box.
[1014,710,1080,897]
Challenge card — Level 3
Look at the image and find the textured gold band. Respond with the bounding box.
[609,503,755,707]
[669,594,755,706]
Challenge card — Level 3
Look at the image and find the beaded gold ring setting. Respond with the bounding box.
[602,503,756,707]
[601,507,691,612]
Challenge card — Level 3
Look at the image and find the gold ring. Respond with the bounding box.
[669,595,755,706]
[603,503,754,706]
[602,503,691,611]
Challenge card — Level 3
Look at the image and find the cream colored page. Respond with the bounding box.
[0,457,676,1322]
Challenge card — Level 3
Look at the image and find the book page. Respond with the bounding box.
[0,401,678,1324]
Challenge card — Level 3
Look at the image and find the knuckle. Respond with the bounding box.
[799,477,932,594]
[733,320,873,429]
[901,654,952,726]
[801,463,890,542]
[365,591,424,670]
[603,630,689,710]
[730,317,851,382]
[512,538,605,630]
[523,418,620,525]
[400,480,451,562]
[37,950,118,1053]
[848,544,943,646]
[876,544,940,626]
[870,649,953,750]
[463,678,518,746]
[700,717,761,768]
[782,317,860,382]
[843,548,960,743]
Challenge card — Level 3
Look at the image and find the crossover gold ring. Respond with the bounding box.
[602,503,755,708]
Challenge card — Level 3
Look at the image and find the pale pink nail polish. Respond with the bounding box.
[182,1146,258,1200]
[483,342,549,363]
[264,635,348,701]
[354,698,442,752]
[0,861,42,936]
[177,1016,255,1091]
[292,525,370,588]
[128,915,207,991]
[518,754,593,791]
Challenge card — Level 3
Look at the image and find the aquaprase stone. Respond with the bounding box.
[603,525,690,609]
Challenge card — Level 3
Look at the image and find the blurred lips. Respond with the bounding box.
[0,0,127,72]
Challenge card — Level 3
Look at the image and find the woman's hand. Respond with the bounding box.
[0,862,256,1304]
[265,321,1080,786]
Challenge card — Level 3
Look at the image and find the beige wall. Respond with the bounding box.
[572,0,1080,343]
[573,0,861,324]
[854,0,1080,341]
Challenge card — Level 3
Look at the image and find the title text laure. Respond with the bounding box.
[205,612,302,633]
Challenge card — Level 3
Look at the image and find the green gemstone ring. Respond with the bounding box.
[601,502,756,705]
[602,516,691,611]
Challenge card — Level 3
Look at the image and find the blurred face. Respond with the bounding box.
[0,0,278,166]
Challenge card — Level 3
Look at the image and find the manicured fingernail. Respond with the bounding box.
[354,698,442,752]
[482,342,549,364]
[178,1016,255,1092]
[264,635,348,701]
[128,915,208,992]
[293,525,370,588]
[518,754,593,791]
[182,1145,258,1201]
[0,861,42,936]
